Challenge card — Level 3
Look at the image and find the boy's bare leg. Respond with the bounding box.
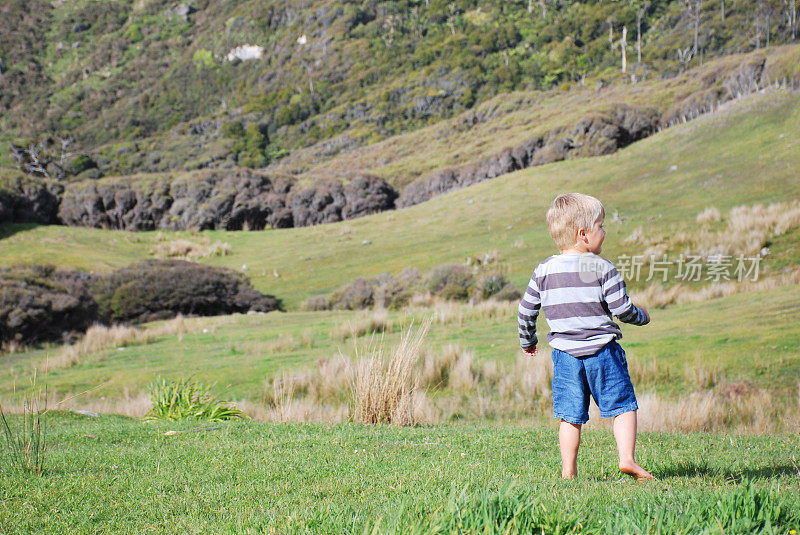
[559,420,581,479]
[613,410,655,481]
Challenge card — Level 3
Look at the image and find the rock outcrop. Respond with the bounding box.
[397,104,659,207]
[56,169,397,231]
[0,176,63,224]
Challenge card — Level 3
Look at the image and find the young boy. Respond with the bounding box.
[518,193,654,481]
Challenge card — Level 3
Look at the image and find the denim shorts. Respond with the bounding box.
[551,341,638,425]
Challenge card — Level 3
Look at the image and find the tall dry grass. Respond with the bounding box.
[634,269,800,309]
[636,380,790,433]
[150,234,231,260]
[353,320,432,425]
[674,200,800,257]
[696,206,722,224]
[426,299,515,326]
[43,315,201,371]
[330,309,392,340]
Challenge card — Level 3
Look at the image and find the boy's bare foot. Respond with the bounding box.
[619,461,655,482]
[561,470,577,480]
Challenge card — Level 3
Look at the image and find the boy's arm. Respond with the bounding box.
[518,271,541,350]
[601,265,650,325]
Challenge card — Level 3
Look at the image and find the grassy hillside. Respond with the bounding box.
[2,0,798,177]
[268,46,800,189]
[0,413,798,533]
[2,90,799,309]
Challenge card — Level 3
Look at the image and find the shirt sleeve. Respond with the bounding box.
[601,262,650,326]
[518,269,541,349]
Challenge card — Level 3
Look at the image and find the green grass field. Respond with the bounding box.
[1,413,798,533]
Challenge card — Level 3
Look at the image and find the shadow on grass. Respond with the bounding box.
[655,462,800,480]
[0,222,43,240]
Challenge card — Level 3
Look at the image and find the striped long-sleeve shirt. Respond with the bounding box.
[518,253,649,357]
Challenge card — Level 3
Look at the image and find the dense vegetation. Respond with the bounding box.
[1,0,798,178]
[0,260,281,346]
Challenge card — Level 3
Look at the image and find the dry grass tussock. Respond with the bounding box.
[330,309,392,340]
[695,206,722,224]
[425,299,515,326]
[626,200,800,267]
[150,234,231,260]
[255,331,557,424]
[42,314,229,371]
[637,380,795,434]
[253,328,797,432]
[677,200,800,257]
[256,322,435,425]
[634,268,800,309]
[353,320,433,425]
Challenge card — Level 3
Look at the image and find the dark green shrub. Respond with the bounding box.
[92,260,281,323]
[0,264,98,346]
[221,120,245,139]
[67,154,96,175]
[310,268,421,311]
[493,284,522,302]
[330,277,375,310]
[375,268,420,310]
[427,264,474,301]
[477,274,520,300]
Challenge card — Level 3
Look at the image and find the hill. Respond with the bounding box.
[2,89,798,309]
[2,0,799,181]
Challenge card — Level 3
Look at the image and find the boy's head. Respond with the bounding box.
[546,193,605,251]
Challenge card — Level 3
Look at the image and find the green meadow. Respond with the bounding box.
[0,413,798,533]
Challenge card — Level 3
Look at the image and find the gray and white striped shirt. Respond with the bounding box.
[518,253,649,357]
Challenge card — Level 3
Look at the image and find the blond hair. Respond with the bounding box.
[546,193,605,250]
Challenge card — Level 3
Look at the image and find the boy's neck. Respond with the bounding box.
[560,247,593,255]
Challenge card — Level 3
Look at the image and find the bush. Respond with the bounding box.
[493,283,522,301]
[427,264,474,301]
[477,274,508,299]
[303,294,331,311]
[0,264,98,346]
[92,259,281,323]
[315,268,422,311]
[477,274,520,301]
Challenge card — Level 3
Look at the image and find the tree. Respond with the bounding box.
[680,0,702,62]
[9,135,76,180]
[634,1,650,66]
[447,3,459,36]
[677,46,694,73]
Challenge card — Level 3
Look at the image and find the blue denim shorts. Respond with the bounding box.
[551,341,638,425]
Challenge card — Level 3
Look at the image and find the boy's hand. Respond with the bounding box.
[522,346,537,357]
